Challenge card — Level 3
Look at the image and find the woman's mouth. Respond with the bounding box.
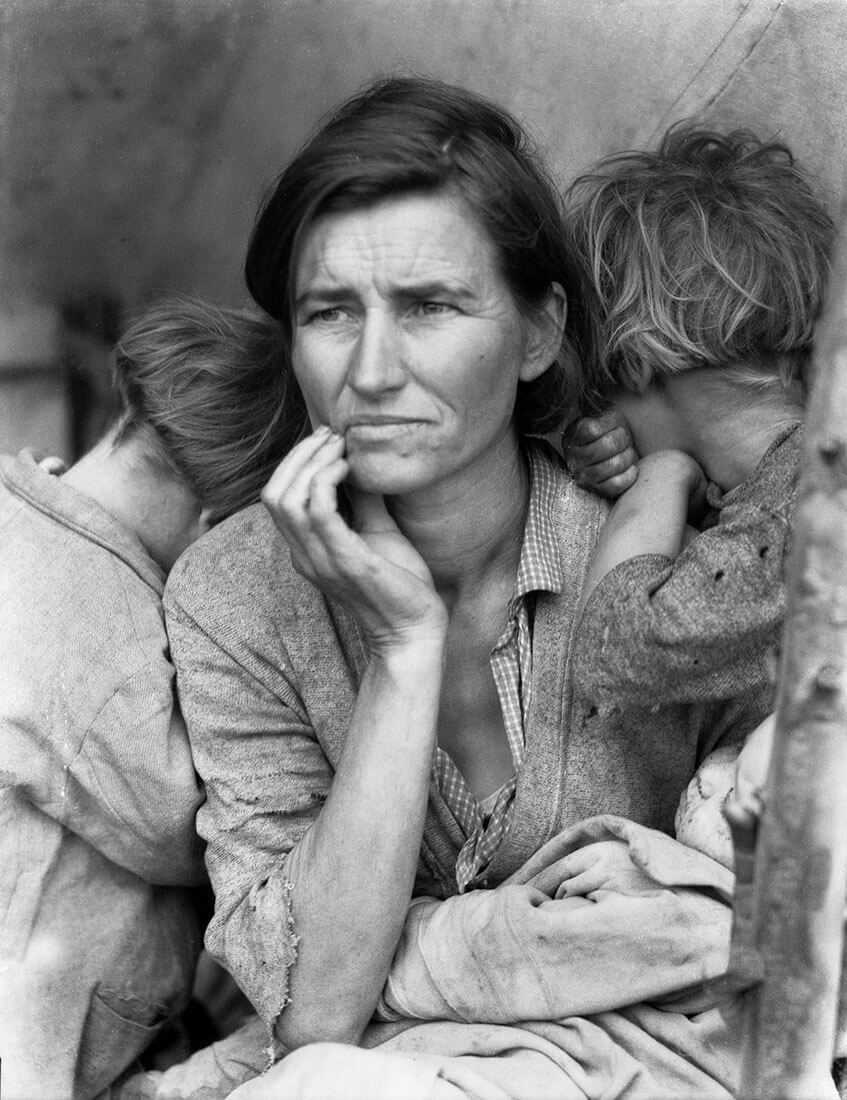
[344,418,426,440]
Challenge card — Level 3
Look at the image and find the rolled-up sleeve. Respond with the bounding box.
[164,589,333,1030]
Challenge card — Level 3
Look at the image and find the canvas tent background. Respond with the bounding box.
[2,0,846,460]
[4,0,847,1090]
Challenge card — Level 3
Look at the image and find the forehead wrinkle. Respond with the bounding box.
[297,196,501,303]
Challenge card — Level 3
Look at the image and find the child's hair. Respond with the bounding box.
[566,122,834,411]
[111,297,308,522]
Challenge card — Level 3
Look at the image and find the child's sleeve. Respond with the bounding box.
[573,495,790,707]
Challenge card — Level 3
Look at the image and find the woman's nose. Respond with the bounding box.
[346,313,404,395]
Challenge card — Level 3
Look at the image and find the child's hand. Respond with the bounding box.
[726,714,775,827]
[562,410,639,498]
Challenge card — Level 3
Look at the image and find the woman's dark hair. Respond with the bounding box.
[245,75,597,434]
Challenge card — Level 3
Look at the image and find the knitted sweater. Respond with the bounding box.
[574,424,800,708]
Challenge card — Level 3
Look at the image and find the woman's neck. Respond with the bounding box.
[387,432,530,606]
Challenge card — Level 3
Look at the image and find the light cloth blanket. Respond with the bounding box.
[226,816,772,1100]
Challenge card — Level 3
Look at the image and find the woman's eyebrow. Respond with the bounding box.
[295,285,357,306]
[391,279,476,301]
[297,279,477,307]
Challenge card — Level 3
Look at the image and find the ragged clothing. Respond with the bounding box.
[0,452,206,1100]
[105,818,762,1100]
[164,440,771,1061]
[222,816,831,1100]
[573,424,801,708]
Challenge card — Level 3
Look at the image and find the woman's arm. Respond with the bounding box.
[168,429,449,1054]
[379,827,736,1025]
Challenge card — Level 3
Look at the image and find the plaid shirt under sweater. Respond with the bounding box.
[435,445,564,892]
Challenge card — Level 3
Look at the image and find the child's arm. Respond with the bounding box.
[578,449,705,617]
[573,452,792,708]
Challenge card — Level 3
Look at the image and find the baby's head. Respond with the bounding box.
[676,716,775,868]
[566,123,834,414]
[674,743,740,868]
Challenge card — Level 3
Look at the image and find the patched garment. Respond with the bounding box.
[573,424,800,710]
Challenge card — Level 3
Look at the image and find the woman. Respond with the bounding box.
[165,78,769,1098]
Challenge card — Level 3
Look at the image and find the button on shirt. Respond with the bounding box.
[434,445,564,892]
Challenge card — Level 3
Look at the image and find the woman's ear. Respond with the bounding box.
[518,282,568,382]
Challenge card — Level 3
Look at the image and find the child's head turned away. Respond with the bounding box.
[567,123,834,416]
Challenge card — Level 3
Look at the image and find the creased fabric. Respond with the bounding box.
[0,453,206,1100]
[573,425,800,709]
[223,819,754,1100]
[380,816,735,1027]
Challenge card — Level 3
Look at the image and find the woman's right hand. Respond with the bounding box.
[262,426,448,651]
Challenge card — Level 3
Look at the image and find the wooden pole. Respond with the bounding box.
[738,211,847,1098]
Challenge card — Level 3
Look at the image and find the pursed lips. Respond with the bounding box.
[342,416,429,436]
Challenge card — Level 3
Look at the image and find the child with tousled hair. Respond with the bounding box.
[0,298,299,1099]
[563,123,833,859]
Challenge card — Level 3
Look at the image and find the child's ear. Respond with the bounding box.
[198,506,215,535]
[519,282,567,383]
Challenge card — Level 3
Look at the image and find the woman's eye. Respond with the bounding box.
[310,307,348,324]
[416,301,455,316]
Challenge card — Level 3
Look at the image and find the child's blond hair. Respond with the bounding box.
[567,123,834,412]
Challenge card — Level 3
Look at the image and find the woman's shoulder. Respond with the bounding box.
[165,502,320,627]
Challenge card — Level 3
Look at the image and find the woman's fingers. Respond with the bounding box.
[262,425,337,507]
[261,428,446,642]
[348,490,396,535]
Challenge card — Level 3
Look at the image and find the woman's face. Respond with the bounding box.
[291,190,557,496]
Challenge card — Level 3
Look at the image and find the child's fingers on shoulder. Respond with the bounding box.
[566,411,624,445]
[593,466,639,498]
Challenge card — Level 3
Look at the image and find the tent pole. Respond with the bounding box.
[738,210,847,1098]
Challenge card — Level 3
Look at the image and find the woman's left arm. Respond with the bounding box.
[379,832,734,1024]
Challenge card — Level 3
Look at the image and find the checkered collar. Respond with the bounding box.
[512,441,565,605]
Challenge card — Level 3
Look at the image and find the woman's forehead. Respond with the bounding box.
[295,191,502,294]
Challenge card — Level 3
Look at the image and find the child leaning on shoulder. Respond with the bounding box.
[562,122,833,859]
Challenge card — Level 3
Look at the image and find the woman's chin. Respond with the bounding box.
[345,455,427,496]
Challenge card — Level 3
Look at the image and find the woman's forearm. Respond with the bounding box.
[276,634,445,1050]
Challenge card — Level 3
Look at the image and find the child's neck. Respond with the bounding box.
[618,368,803,492]
[62,430,206,571]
